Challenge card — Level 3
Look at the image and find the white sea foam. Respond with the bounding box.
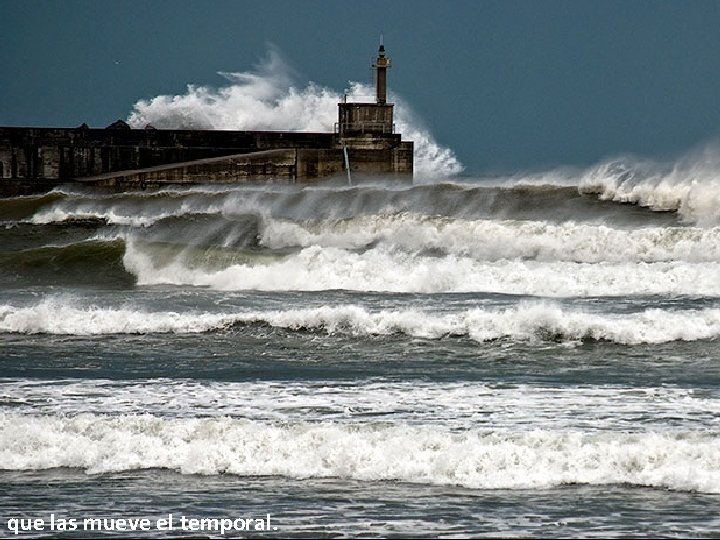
[124,238,720,296]
[27,181,720,264]
[30,200,221,227]
[0,298,234,335]
[3,298,720,344]
[259,214,720,263]
[31,198,720,264]
[6,379,719,432]
[579,145,720,225]
[2,413,719,493]
[226,303,720,344]
[126,48,463,178]
[31,208,164,227]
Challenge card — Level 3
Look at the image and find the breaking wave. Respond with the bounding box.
[126,48,463,178]
[7,181,720,295]
[26,209,713,264]
[579,144,720,225]
[0,190,67,222]
[124,240,720,296]
[0,239,133,286]
[3,413,720,493]
[29,183,671,226]
[258,215,720,263]
[0,298,233,335]
[4,299,720,345]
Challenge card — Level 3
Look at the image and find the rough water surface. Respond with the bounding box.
[2,162,720,536]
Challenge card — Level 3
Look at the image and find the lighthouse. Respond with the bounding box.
[336,42,395,136]
[374,42,390,104]
[329,41,412,177]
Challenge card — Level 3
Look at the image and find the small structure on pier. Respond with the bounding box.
[337,43,394,136]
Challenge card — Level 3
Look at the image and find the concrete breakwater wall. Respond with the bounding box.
[0,127,336,179]
[0,46,416,195]
[0,125,413,194]
[84,149,336,188]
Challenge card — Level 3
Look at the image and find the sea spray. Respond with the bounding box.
[257,215,720,262]
[16,182,720,294]
[579,144,720,225]
[27,182,677,228]
[126,48,463,178]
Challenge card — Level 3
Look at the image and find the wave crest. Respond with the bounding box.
[4,299,720,345]
[3,413,720,493]
[579,144,720,225]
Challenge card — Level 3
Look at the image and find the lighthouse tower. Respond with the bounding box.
[336,43,395,136]
[330,42,412,178]
[374,42,390,104]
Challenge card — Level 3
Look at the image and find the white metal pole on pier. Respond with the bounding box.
[343,145,352,186]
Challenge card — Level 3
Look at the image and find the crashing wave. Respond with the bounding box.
[127,48,463,178]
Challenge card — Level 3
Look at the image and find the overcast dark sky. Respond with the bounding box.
[3,0,720,172]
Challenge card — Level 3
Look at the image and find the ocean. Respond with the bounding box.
[2,158,720,537]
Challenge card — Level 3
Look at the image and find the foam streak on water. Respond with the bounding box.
[3,378,718,430]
